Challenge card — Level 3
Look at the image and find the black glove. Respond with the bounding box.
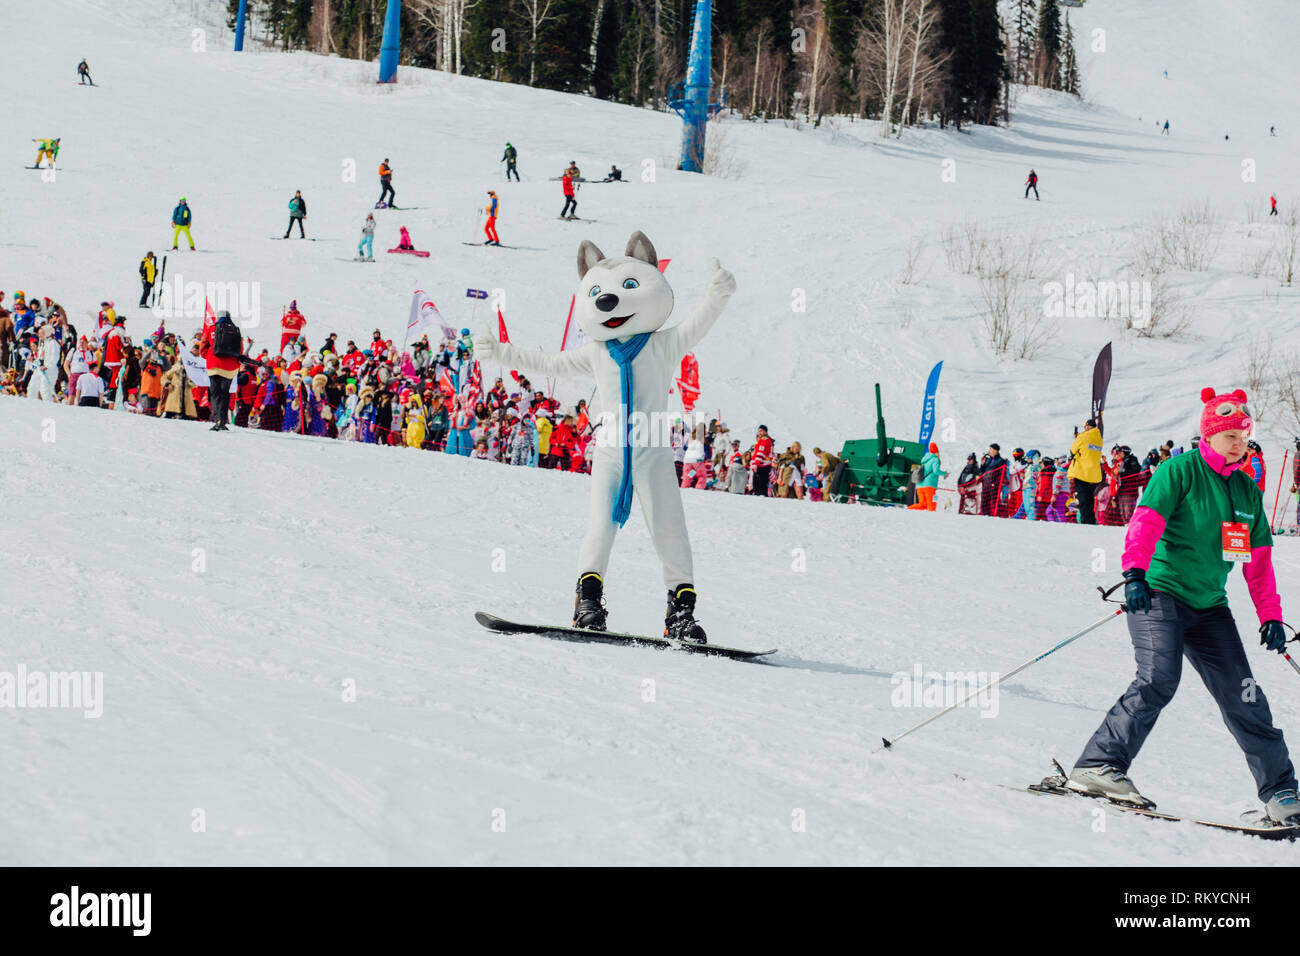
[1260,621,1288,654]
[1122,568,1151,614]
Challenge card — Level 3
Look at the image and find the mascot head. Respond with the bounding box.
[574,231,674,343]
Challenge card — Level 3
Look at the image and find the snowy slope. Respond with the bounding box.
[4,0,1300,866]
[4,397,1299,865]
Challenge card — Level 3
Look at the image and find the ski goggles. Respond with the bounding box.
[1216,401,1253,418]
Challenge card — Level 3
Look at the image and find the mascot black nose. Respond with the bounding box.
[595,293,619,313]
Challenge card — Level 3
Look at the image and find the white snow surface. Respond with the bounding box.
[3,0,1300,865]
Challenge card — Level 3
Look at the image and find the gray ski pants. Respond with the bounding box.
[1075,591,1296,801]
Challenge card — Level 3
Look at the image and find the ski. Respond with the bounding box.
[1012,764,1300,841]
[474,612,776,662]
[336,257,374,263]
[557,217,598,223]
[151,253,167,308]
[461,242,518,249]
[269,237,325,241]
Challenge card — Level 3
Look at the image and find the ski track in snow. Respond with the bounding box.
[3,0,1300,864]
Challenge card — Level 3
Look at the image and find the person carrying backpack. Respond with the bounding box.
[501,142,519,182]
[1025,169,1039,200]
[202,311,244,431]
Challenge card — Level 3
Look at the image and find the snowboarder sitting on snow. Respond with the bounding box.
[1025,169,1039,200]
[285,190,307,239]
[602,165,623,182]
[77,59,92,85]
[476,231,736,643]
[1068,388,1300,826]
[396,226,415,251]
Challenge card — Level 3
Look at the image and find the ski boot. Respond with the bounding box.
[573,572,608,631]
[665,585,707,644]
[1066,766,1153,808]
[1265,789,1300,826]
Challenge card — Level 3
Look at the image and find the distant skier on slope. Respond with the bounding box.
[1067,388,1300,827]
[1162,120,1170,135]
[357,213,376,259]
[1270,194,1279,217]
[560,170,578,220]
[77,59,93,85]
[484,190,500,246]
[31,137,59,169]
[501,142,519,181]
[377,158,395,209]
[1024,169,1039,200]
[171,197,195,250]
[284,190,307,238]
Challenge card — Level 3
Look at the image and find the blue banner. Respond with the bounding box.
[917,360,943,446]
[466,289,488,299]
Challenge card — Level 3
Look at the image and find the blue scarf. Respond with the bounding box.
[606,333,652,526]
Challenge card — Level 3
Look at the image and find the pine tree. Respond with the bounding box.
[1034,0,1061,89]
[1060,11,1079,95]
[936,0,1004,128]
[1012,0,1035,85]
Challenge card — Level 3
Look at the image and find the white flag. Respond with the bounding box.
[407,290,457,347]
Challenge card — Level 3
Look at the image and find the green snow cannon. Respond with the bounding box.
[829,383,926,505]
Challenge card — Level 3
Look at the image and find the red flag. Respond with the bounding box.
[203,299,216,331]
[497,307,510,344]
[438,369,455,399]
[676,353,700,412]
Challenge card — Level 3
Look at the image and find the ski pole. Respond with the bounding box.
[1270,450,1288,529]
[880,607,1125,750]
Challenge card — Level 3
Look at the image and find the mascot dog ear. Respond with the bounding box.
[577,241,606,280]
[625,231,658,268]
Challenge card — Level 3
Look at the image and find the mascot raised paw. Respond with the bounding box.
[479,231,735,642]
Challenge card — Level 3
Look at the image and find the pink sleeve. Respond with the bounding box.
[1243,546,1283,625]
[1122,505,1167,572]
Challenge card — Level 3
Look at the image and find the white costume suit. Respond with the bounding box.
[479,233,735,590]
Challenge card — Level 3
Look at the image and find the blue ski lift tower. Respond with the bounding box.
[379,0,401,83]
[668,0,725,172]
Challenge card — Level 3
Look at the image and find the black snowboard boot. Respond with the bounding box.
[573,572,608,631]
[665,585,707,644]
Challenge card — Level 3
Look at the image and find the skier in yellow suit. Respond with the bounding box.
[32,137,60,169]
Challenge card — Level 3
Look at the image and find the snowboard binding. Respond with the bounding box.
[573,572,608,631]
[665,585,707,644]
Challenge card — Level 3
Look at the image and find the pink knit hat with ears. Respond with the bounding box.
[1200,387,1253,439]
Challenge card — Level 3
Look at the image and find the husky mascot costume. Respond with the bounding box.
[477,231,736,642]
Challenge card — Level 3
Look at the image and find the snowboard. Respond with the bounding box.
[1017,764,1300,841]
[269,237,324,241]
[557,217,598,223]
[474,612,776,662]
[387,248,431,257]
[337,257,374,263]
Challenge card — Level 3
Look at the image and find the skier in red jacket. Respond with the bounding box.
[560,172,577,220]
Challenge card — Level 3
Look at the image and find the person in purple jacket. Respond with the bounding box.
[1068,388,1298,825]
